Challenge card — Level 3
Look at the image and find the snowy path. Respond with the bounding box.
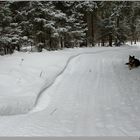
[0,46,140,136]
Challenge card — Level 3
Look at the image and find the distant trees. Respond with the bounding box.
[127,2,140,45]
[0,1,140,54]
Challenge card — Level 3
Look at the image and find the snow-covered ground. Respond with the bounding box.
[0,45,140,136]
[0,47,117,115]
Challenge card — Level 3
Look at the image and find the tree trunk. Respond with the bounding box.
[134,39,136,44]
[60,37,63,49]
[101,38,105,46]
[131,39,133,45]
[134,34,137,44]
[85,32,88,47]
[115,16,120,46]
[49,37,52,50]
[91,13,94,46]
[87,12,95,47]
[109,34,112,46]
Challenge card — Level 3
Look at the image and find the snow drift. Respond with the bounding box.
[0,47,117,115]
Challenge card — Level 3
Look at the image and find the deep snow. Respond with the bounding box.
[0,45,140,136]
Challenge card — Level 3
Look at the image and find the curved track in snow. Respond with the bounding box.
[31,49,120,113]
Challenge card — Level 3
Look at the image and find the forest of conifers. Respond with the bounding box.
[0,1,140,54]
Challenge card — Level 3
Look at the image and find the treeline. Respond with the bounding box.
[0,1,140,54]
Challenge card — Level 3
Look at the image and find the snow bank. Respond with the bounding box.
[126,41,140,48]
[0,47,105,115]
[0,50,72,115]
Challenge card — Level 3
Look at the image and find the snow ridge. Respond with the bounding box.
[30,49,117,113]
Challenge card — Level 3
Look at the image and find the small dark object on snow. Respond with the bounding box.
[125,55,140,70]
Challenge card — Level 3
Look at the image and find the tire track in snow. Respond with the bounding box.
[30,47,131,114]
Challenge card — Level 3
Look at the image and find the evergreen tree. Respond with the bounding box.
[0,1,140,55]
